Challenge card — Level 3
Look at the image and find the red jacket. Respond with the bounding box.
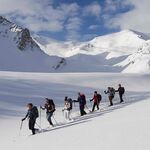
[92,95,98,103]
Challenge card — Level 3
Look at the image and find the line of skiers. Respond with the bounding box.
[22,84,125,135]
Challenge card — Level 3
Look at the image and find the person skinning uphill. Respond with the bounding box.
[62,96,73,121]
[73,92,87,116]
[22,103,39,135]
[40,98,55,127]
[90,91,102,112]
[115,84,125,103]
[104,87,115,106]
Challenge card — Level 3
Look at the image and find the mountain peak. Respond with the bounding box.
[119,29,150,40]
[0,16,11,24]
[0,16,40,51]
[0,16,22,32]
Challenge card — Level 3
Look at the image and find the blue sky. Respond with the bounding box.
[0,0,150,41]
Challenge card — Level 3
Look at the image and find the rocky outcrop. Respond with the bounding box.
[53,58,66,70]
[0,16,40,51]
[18,28,39,50]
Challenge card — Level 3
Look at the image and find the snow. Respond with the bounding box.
[116,41,150,73]
[0,16,61,72]
[35,29,150,73]
[1,15,150,150]
[36,30,149,58]
[1,16,150,73]
[0,71,150,150]
[0,34,60,72]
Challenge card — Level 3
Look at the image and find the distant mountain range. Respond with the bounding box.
[0,16,150,73]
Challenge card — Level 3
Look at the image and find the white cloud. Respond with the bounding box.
[105,0,150,33]
[59,3,80,17]
[16,16,63,32]
[82,33,98,41]
[104,0,122,12]
[65,17,82,31]
[0,0,103,40]
[0,0,80,33]
[88,25,99,30]
[65,17,82,41]
[66,30,81,41]
[83,2,101,17]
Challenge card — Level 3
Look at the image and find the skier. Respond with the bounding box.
[90,91,102,112]
[115,84,125,103]
[104,87,115,106]
[62,96,73,121]
[40,98,55,127]
[22,103,39,135]
[74,92,87,116]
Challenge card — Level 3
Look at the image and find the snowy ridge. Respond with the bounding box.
[36,29,150,58]
[36,29,150,73]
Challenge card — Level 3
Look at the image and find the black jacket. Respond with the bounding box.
[24,107,36,120]
[74,95,86,106]
[117,87,125,94]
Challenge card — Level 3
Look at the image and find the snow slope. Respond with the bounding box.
[0,16,61,72]
[35,30,150,73]
[0,71,150,150]
[116,41,150,73]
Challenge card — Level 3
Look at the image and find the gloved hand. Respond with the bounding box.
[22,118,25,121]
[90,99,93,102]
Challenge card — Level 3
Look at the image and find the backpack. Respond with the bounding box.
[48,99,56,113]
[120,87,125,94]
[97,94,102,103]
[67,98,73,110]
[110,88,115,97]
[32,106,39,119]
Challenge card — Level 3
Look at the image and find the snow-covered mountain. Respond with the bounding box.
[116,41,150,73]
[0,16,61,72]
[35,29,150,73]
[1,16,150,73]
[35,30,149,58]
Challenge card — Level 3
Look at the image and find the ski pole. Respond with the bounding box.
[52,115,59,125]
[19,121,23,136]
[90,100,92,107]
[35,122,42,130]
[85,105,91,113]
[39,107,42,127]
[124,94,128,102]
[62,109,64,118]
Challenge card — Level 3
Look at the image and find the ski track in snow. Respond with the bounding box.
[0,71,150,150]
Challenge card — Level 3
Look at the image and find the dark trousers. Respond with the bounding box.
[29,118,36,135]
[80,105,87,116]
[92,102,99,112]
[46,112,53,125]
[119,93,124,102]
[109,96,113,106]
